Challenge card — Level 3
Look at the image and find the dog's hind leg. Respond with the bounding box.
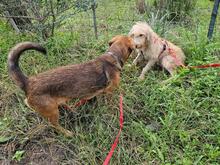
[27,95,73,137]
[24,98,35,110]
[161,56,176,76]
[139,59,157,80]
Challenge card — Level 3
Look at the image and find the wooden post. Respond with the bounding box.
[136,0,146,14]
[4,11,20,33]
[91,0,98,39]
[207,0,220,40]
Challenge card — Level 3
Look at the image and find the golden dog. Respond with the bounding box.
[8,35,134,136]
[129,22,185,80]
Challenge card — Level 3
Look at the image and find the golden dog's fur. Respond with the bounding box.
[8,35,134,136]
[129,22,185,80]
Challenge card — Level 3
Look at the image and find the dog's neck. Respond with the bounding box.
[106,51,124,71]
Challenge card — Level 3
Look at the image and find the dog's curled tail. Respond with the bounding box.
[8,42,47,93]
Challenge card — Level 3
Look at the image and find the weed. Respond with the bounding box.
[0,0,220,164]
[12,150,25,161]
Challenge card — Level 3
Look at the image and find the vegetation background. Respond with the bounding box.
[0,0,220,164]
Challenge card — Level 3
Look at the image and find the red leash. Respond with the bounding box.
[74,99,87,107]
[74,95,124,165]
[103,94,123,165]
[189,63,220,69]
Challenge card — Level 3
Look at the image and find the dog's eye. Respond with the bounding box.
[139,34,144,37]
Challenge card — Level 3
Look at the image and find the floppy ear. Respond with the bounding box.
[145,31,152,43]
[109,35,120,46]
[108,40,114,46]
[128,38,135,50]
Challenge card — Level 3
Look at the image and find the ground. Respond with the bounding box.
[0,0,220,164]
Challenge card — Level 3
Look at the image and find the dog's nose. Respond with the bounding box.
[135,44,141,49]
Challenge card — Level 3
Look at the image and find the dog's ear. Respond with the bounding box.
[145,32,151,43]
[108,40,114,46]
[109,35,120,46]
[128,37,135,50]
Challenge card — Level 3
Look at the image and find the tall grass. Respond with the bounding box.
[1,0,220,164]
[153,0,197,22]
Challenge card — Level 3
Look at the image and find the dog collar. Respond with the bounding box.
[106,51,124,71]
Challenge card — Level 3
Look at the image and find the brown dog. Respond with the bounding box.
[8,35,134,136]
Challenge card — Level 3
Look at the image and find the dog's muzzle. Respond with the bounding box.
[135,44,142,49]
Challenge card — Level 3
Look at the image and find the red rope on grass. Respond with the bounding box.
[74,95,124,165]
[103,94,124,165]
[189,63,220,69]
[74,99,88,108]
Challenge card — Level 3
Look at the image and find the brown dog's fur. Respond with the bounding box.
[8,35,134,136]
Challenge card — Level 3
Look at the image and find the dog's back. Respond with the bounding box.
[165,40,185,61]
[26,59,112,98]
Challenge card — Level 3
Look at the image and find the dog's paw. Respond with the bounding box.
[132,61,138,66]
[65,131,74,137]
[138,75,145,81]
[54,125,74,137]
[63,129,74,137]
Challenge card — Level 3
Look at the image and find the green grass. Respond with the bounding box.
[1,0,220,164]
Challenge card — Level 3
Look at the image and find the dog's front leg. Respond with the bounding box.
[139,59,157,80]
[133,51,143,66]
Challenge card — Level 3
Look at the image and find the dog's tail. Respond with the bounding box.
[8,42,47,93]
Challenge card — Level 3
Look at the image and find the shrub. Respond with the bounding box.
[153,0,197,21]
[0,0,96,40]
